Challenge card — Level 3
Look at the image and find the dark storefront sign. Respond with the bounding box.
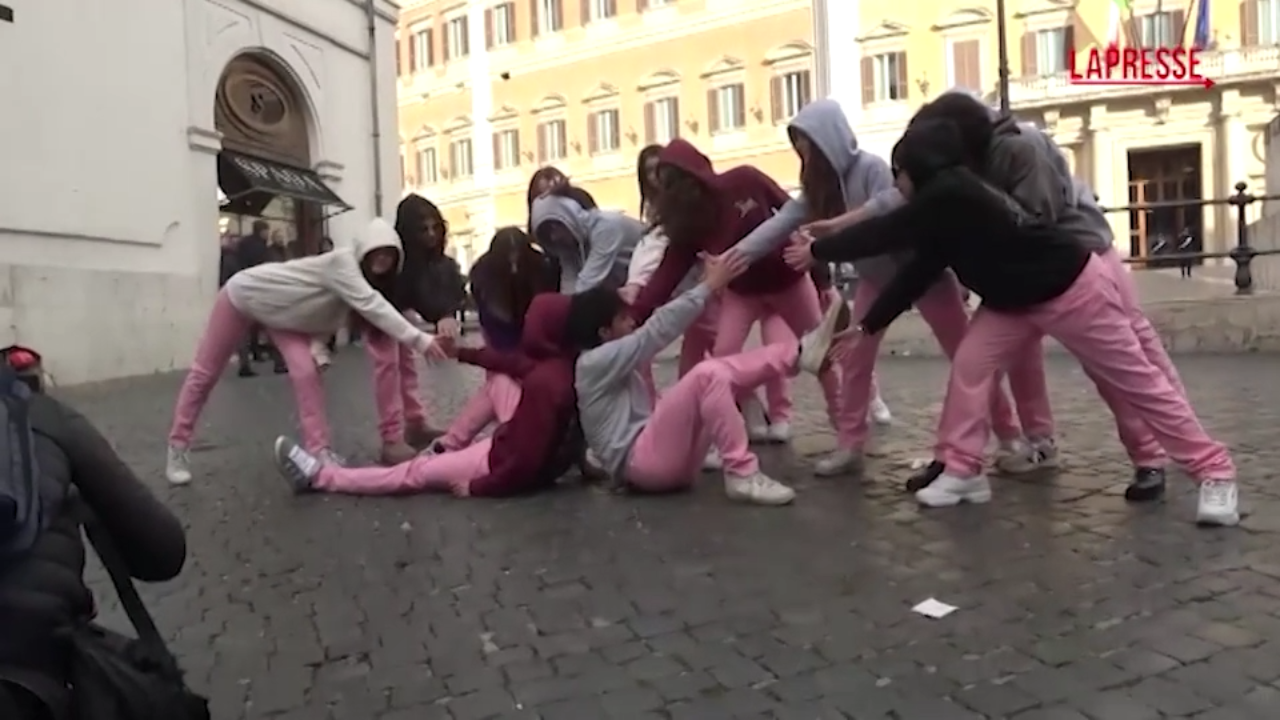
[218,150,349,216]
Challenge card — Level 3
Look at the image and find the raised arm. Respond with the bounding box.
[732,198,807,263]
[579,284,711,386]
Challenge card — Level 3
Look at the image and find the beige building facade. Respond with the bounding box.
[395,0,813,269]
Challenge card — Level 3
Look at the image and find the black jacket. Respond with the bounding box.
[0,395,186,716]
[395,249,468,323]
[236,233,270,270]
[812,168,1089,334]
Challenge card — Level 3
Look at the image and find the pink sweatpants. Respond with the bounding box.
[438,373,524,451]
[712,277,826,425]
[315,377,524,496]
[838,273,1049,451]
[683,294,789,419]
[365,323,430,443]
[1089,249,1189,467]
[626,343,798,491]
[938,255,1234,480]
[169,289,330,451]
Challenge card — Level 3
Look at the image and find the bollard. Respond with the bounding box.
[1229,181,1257,295]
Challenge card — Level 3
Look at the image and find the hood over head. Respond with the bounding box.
[656,139,718,189]
[530,194,592,248]
[520,292,574,359]
[942,86,1001,121]
[893,119,968,189]
[354,218,404,271]
[788,99,861,181]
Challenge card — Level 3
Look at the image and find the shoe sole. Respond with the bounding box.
[916,490,993,507]
[726,492,795,506]
[167,474,192,486]
[814,463,859,477]
[1196,513,1240,527]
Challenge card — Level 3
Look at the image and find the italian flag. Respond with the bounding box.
[1108,0,1132,45]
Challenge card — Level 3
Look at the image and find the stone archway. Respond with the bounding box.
[215,53,325,257]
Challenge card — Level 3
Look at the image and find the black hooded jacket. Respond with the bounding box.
[811,118,1090,334]
[0,394,186,716]
[391,195,468,323]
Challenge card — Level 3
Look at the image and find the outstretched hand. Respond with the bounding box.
[699,250,749,291]
[799,218,840,240]
[425,335,458,361]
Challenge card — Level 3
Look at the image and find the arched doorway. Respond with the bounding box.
[215,52,348,258]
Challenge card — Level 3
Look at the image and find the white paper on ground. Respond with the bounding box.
[912,598,958,619]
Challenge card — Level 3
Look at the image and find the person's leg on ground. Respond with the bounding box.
[269,330,338,462]
[820,279,884,476]
[434,374,524,453]
[759,277,825,444]
[758,313,797,443]
[710,290,772,443]
[275,436,492,496]
[397,343,442,448]
[1032,257,1238,526]
[166,289,255,484]
[924,309,1039,507]
[1000,338,1059,473]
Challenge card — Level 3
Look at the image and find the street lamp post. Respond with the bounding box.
[996,0,1011,111]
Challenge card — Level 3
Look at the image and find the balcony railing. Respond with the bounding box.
[1009,45,1280,107]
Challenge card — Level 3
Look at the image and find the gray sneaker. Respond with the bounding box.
[165,444,192,486]
[273,436,322,494]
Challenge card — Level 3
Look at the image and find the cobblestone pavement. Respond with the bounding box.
[61,349,1280,720]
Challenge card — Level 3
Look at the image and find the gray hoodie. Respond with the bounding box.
[530,195,643,292]
[860,89,1110,252]
[574,284,713,477]
[733,99,900,283]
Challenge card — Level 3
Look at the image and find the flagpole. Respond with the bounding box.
[997,0,1011,111]
[1178,0,1197,44]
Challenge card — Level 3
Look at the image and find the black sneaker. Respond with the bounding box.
[273,436,321,494]
[237,366,257,378]
[1124,467,1166,502]
[906,460,945,492]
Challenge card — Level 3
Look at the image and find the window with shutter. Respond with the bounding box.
[949,39,980,89]
[485,8,494,48]
[588,114,599,154]
[860,57,874,105]
[707,88,720,133]
[1241,0,1260,45]
[770,76,783,122]
[530,0,539,37]
[643,101,656,144]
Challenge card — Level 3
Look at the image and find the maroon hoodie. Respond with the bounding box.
[630,139,800,321]
[454,294,580,497]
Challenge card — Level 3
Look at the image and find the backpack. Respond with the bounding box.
[0,359,42,563]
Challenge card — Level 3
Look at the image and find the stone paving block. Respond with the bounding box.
[62,351,1280,719]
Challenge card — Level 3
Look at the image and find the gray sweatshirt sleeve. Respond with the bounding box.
[576,284,712,386]
[574,220,628,291]
[861,187,907,218]
[732,198,807,263]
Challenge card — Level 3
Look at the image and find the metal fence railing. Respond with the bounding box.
[1099,182,1280,296]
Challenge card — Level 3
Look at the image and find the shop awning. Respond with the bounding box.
[217,150,350,216]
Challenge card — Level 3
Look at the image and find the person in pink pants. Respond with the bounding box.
[570,254,851,506]
[729,99,1046,478]
[793,115,1239,526]
[275,293,584,498]
[165,219,447,486]
[364,195,468,465]
[629,139,839,456]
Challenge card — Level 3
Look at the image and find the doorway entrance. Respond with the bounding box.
[215,53,348,258]
[1126,145,1203,268]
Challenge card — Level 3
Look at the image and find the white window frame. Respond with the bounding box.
[590,0,616,22]
[415,144,438,185]
[1138,11,1177,46]
[411,26,433,72]
[777,69,812,117]
[711,82,746,134]
[869,51,907,103]
[1261,0,1280,43]
[538,0,563,34]
[492,2,516,46]
[448,137,474,179]
[650,95,680,145]
[537,118,567,162]
[1033,27,1068,75]
[445,15,469,61]
[494,127,520,171]
[590,107,621,155]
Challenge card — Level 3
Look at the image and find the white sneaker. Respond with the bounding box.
[724,471,796,506]
[702,449,723,471]
[1196,479,1240,526]
[994,438,1040,475]
[274,436,323,494]
[740,396,771,442]
[799,299,850,375]
[869,396,893,426]
[915,473,992,507]
[1029,436,1059,469]
[766,422,792,444]
[165,444,192,486]
[814,447,863,477]
[317,448,348,467]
